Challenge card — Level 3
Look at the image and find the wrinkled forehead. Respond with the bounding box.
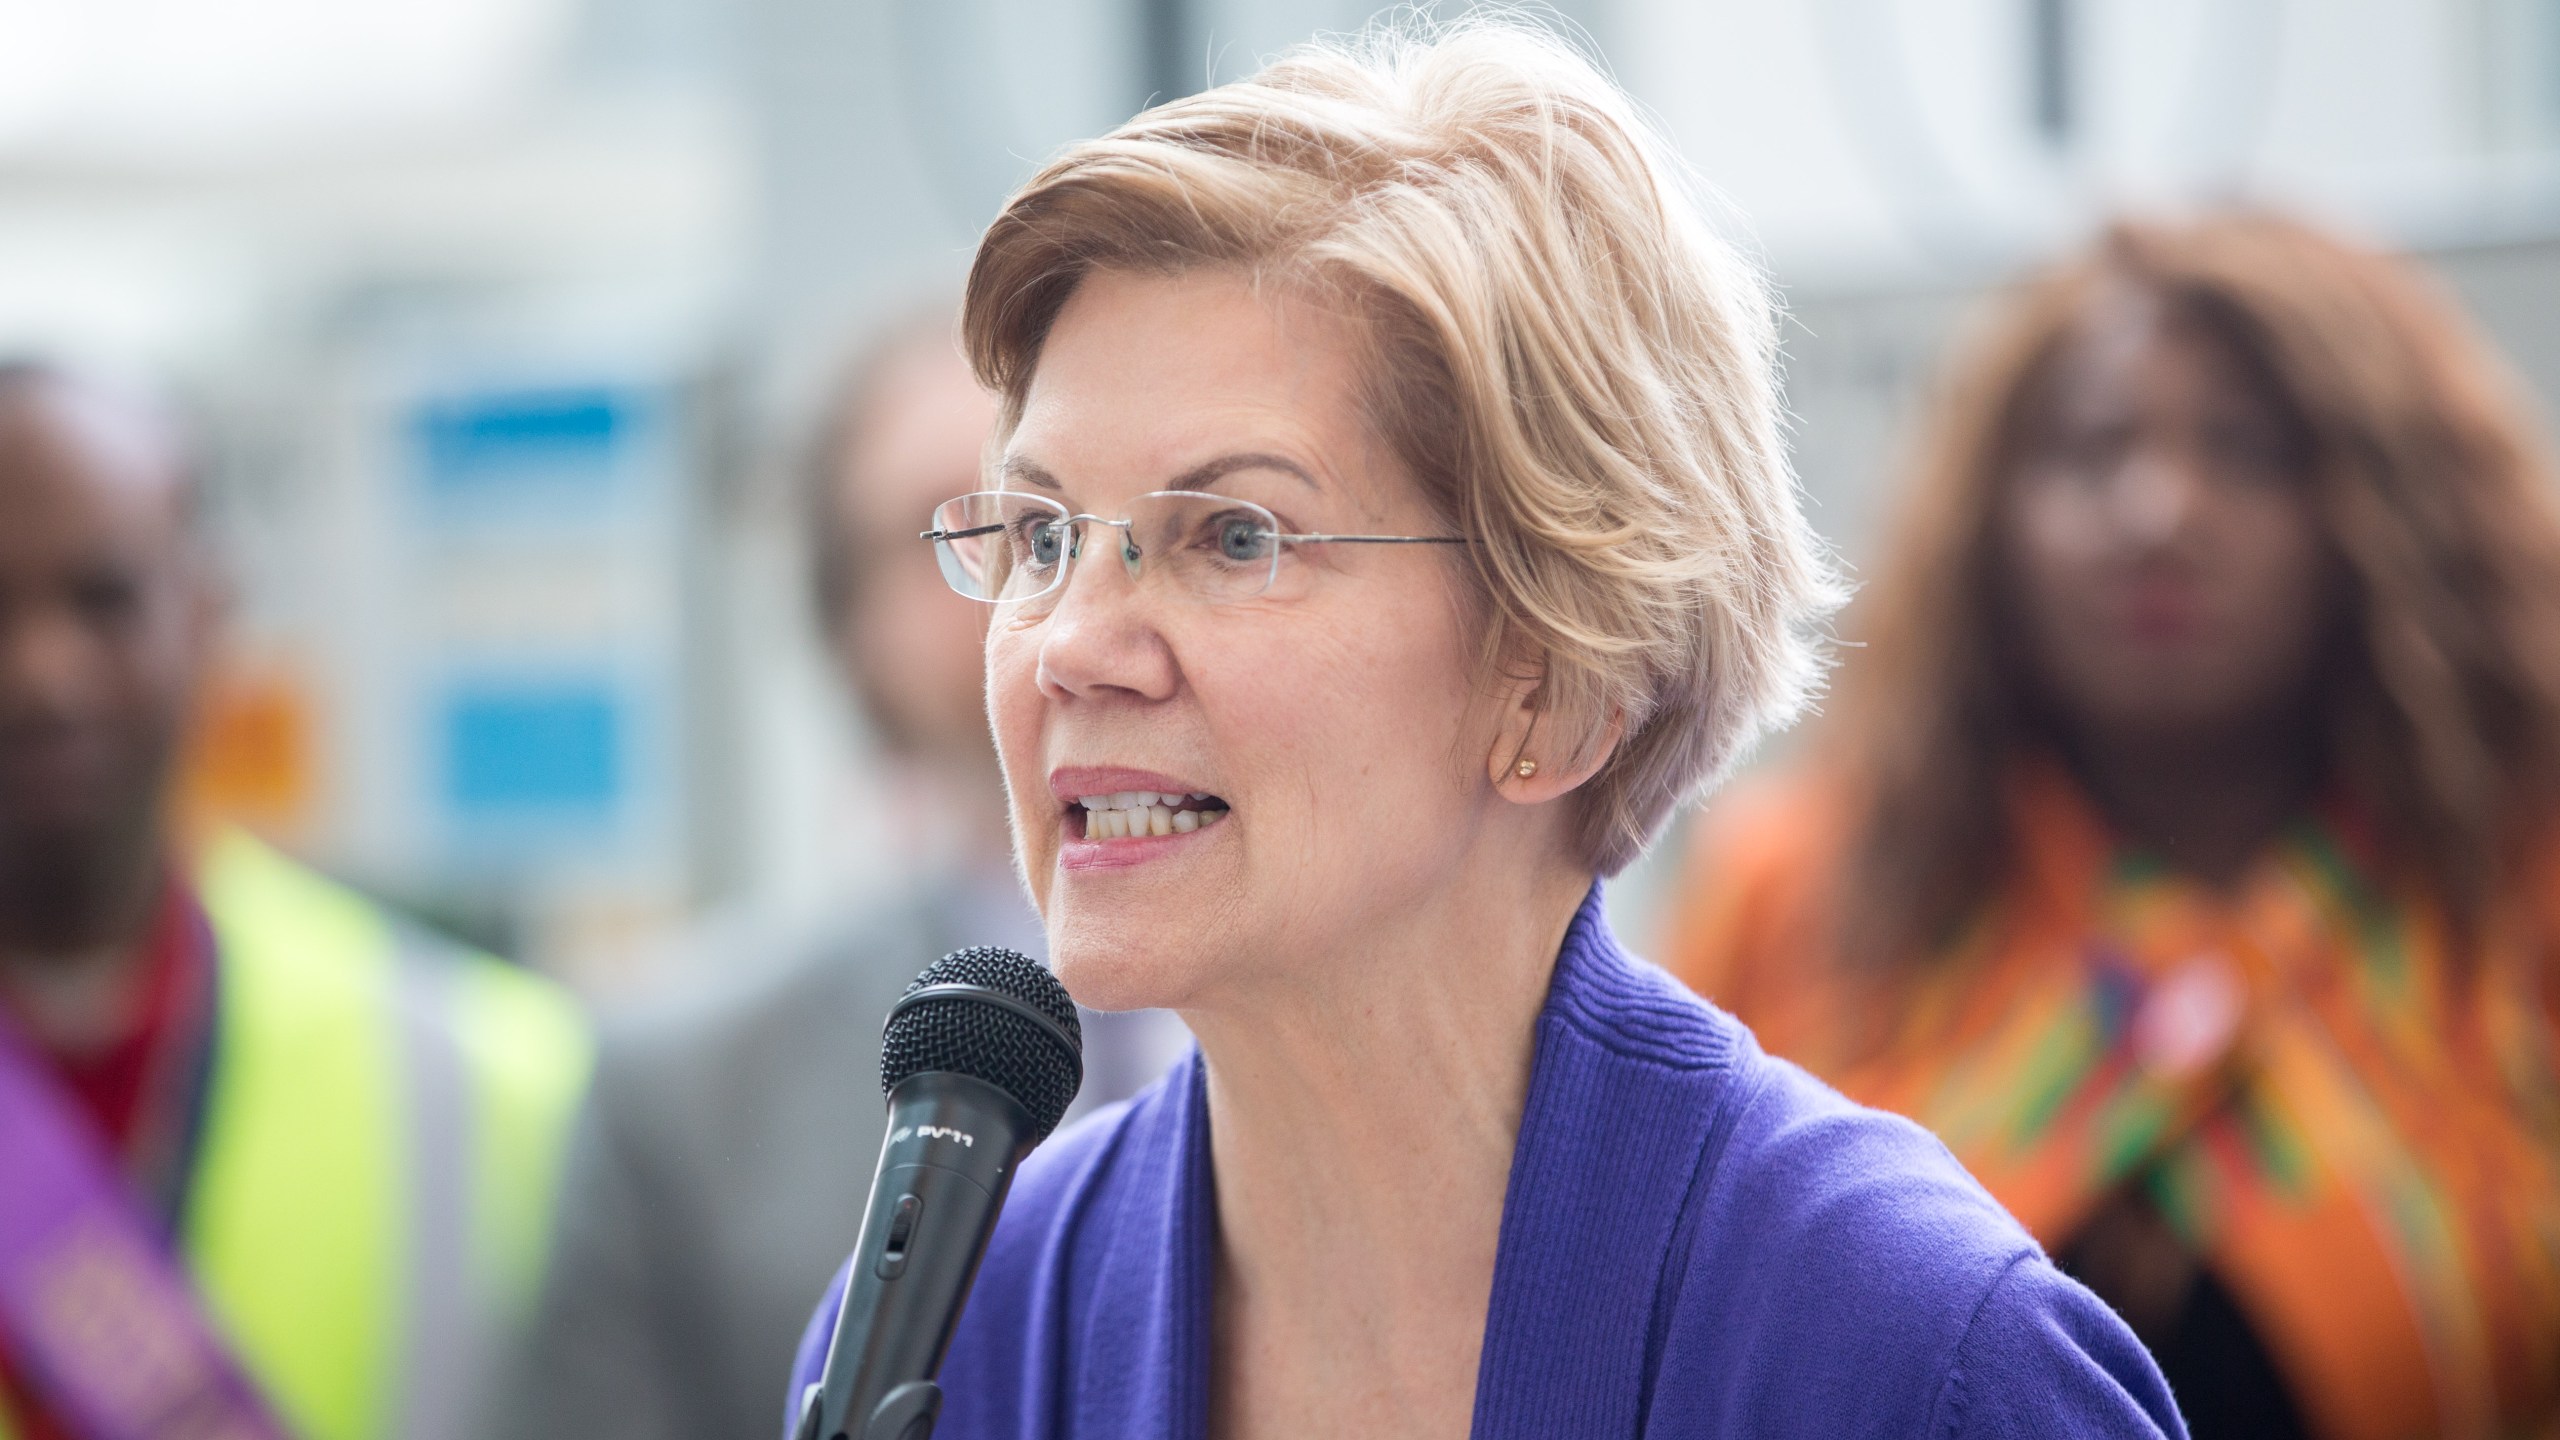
[997,267,1400,515]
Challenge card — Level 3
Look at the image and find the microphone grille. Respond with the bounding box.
[882,947,1085,1142]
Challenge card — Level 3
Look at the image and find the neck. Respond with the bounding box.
[2061,714,2323,887]
[1186,852,1590,1437]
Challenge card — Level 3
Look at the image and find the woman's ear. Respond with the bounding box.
[1487,659,1624,804]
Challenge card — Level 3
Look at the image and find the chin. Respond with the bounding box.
[1046,929,1211,1014]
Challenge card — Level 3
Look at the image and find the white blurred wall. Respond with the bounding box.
[8,0,2560,982]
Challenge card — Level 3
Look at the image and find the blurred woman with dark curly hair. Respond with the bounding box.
[1664,212,2560,1440]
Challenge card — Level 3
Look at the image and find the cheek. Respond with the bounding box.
[1207,585,1482,819]
[985,627,1048,799]
[1994,486,2141,718]
[2003,480,2103,606]
[2219,494,2340,665]
[99,613,197,767]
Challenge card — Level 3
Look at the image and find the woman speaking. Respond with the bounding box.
[789,20,2181,1440]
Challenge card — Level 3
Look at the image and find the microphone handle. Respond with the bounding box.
[799,1072,1036,1440]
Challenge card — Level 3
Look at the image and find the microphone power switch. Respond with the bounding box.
[875,1195,923,1279]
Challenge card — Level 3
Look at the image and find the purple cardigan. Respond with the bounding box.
[789,890,2185,1439]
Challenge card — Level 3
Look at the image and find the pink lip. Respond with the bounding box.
[2108,580,2209,646]
[1046,766,1215,804]
[1047,765,1227,872]
[1060,827,1217,871]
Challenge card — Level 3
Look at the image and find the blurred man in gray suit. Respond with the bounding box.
[488,311,1189,1440]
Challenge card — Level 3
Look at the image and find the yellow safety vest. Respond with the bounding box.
[0,832,592,1440]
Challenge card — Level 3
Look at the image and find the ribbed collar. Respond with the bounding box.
[1543,882,1743,1073]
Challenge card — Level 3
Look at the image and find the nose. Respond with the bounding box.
[2113,443,2205,548]
[1079,517,1144,583]
[1031,531,1180,704]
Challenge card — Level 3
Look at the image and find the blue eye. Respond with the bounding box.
[1026,521,1066,567]
[1216,516,1274,562]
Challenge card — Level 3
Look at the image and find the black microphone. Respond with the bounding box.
[795,947,1084,1440]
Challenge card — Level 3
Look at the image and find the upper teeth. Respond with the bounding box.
[1074,790,1227,840]
[1076,791,1203,810]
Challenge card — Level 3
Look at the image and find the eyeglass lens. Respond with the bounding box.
[928,491,1285,605]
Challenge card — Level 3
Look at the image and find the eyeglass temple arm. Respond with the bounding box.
[1270,533,1474,545]
[924,524,1469,546]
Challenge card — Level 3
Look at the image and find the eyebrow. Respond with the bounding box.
[995,451,1320,495]
[1167,452,1318,492]
[1000,456,1064,490]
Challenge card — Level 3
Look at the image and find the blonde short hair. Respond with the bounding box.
[965,18,1838,874]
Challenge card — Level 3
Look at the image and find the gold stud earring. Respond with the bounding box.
[1515,758,1538,779]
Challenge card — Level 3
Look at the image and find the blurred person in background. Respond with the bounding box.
[491,309,1187,1440]
[0,361,591,1440]
[1663,214,2560,1439]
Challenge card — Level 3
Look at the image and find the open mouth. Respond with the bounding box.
[1072,790,1231,840]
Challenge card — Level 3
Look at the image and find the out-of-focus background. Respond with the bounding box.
[26,0,2560,989]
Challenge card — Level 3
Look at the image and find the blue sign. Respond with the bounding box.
[412,386,656,505]
[440,679,626,820]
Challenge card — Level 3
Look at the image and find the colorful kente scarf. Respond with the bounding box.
[1665,766,2560,1440]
